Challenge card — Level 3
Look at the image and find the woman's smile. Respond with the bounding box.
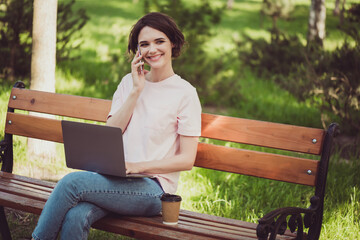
[146,54,163,62]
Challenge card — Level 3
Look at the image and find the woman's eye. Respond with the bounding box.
[157,40,165,44]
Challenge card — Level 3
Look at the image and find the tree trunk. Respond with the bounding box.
[307,0,326,46]
[28,0,58,164]
[227,0,234,9]
[333,0,341,16]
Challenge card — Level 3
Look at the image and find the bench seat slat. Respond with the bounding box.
[0,191,45,214]
[179,218,257,237]
[0,178,53,193]
[116,215,256,240]
[0,171,56,188]
[0,182,50,202]
[93,216,224,240]
[8,88,111,122]
[196,143,318,186]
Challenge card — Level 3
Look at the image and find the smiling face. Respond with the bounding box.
[138,26,173,72]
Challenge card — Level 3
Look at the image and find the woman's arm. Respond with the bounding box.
[106,51,145,130]
[106,88,140,130]
[125,135,199,174]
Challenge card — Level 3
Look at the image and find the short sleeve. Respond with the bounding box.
[108,74,132,118]
[177,88,202,136]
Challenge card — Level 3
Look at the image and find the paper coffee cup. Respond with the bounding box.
[161,193,182,225]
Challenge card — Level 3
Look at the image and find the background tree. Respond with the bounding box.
[261,0,295,33]
[27,0,58,162]
[307,0,326,46]
[227,0,234,10]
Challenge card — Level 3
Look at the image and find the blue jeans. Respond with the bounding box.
[32,171,164,240]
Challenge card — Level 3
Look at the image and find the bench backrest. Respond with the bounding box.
[5,87,326,186]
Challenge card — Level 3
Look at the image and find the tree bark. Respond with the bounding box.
[28,0,58,164]
[227,0,234,9]
[333,0,341,16]
[307,0,326,46]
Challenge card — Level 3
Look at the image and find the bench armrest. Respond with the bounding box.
[256,196,319,240]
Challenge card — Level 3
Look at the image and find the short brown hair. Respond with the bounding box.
[128,12,185,58]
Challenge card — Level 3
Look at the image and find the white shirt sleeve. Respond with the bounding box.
[177,87,202,136]
[107,74,132,118]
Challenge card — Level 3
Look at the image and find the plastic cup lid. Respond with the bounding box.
[160,193,182,202]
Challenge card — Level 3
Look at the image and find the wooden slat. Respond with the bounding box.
[177,210,294,239]
[0,191,45,214]
[0,172,53,201]
[0,181,50,201]
[8,88,111,122]
[126,215,255,240]
[7,88,324,155]
[5,112,63,143]
[0,171,56,188]
[5,113,318,185]
[195,143,318,186]
[201,113,324,154]
[93,215,226,240]
[0,177,52,194]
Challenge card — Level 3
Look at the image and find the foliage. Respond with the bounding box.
[299,38,358,137]
[236,32,305,78]
[0,0,33,81]
[236,4,360,139]
[56,0,89,62]
[308,4,360,136]
[0,0,89,82]
[142,0,241,106]
[338,3,360,44]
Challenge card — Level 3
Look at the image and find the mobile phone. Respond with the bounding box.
[137,44,143,72]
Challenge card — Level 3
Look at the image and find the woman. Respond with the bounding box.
[32,12,201,240]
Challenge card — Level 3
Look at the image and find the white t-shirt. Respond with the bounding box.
[108,73,202,193]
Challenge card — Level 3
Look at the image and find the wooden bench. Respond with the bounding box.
[0,82,339,240]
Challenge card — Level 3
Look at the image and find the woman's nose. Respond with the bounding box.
[148,43,156,54]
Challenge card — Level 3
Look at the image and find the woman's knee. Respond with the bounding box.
[56,172,89,191]
[61,202,108,240]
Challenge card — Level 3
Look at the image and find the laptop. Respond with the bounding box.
[61,120,150,178]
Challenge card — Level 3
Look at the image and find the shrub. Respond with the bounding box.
[236,32,305,78]
[236,4,360,139]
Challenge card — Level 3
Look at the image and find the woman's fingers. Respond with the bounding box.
[132,52,144,72]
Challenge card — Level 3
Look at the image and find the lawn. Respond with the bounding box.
[1,0,359,239]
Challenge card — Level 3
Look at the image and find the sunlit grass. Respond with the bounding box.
[205,0,359,54]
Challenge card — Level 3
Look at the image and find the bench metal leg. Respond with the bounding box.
[0,206,12,240]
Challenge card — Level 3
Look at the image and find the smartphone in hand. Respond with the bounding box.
[137,44,143,72]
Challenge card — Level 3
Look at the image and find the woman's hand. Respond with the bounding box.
[125,161,143,174]
[131,50,146,93]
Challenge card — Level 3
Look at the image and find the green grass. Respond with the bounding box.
[1,0,359,239]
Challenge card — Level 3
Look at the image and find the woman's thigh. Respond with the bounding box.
[60,171,164,216]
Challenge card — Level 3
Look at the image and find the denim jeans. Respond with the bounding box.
[32,171,164,240]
